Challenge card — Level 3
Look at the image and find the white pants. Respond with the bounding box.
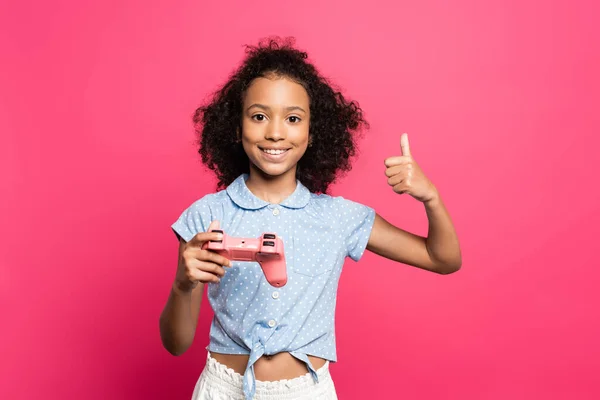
[191,353,338,400]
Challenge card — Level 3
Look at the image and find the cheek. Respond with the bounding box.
[293,138,310,160]
[240,132,266,156]
[291,126,310,147]
[241,121,259,141]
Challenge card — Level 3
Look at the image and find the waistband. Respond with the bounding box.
[203,352,329,400]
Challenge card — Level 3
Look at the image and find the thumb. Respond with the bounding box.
[207,220,221,232]
[188,220,222,247]
[400,133,411,157]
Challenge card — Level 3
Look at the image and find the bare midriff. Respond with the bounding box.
[209,352,327,381]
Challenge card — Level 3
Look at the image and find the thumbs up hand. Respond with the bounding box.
[384,133,438,203]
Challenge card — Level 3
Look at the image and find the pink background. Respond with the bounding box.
[2,0,599,399]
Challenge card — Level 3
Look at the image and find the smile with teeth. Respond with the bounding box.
[261,148,289,155]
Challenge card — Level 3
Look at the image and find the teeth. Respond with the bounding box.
[262,149,287,155]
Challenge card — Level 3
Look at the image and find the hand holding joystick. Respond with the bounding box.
[202,230,288,287]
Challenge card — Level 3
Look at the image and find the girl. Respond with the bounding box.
[160,37,461,400]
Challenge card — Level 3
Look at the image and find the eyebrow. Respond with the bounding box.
[246,103,307,113]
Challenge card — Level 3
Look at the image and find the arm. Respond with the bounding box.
[159,239,205,356]
[367,194,462,274]
[367,133,462,274]
[159,221,230,355]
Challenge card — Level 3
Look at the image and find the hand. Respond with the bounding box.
[384,133,438,203]
[174,220,232,292]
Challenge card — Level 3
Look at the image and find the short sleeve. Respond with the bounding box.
[335,197,376,262]
[171,197,214,242]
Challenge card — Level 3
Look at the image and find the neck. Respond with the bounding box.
[245,164,298,204]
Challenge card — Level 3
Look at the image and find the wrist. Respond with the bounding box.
[172,280,196,296]
[424,190,441,208]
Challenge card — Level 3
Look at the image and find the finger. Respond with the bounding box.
[188,219,222,247]
[188,231,223,247]
[384,156,412,168]
[187,248,232,267]
[387,174,405,187]
[393,182,409,194]
[385,164,412,178]
[186,257,227,277]
[191,269,222,284]
[401,133,411,157]
[201,250,232,268]
[207,220,220,232]
[195,261,227,277]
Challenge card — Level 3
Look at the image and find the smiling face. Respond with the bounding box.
[241,75,310,181]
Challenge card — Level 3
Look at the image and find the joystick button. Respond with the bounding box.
[263,241,275,247]
[263,234,276,239]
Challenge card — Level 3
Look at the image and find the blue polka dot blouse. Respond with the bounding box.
[172,174,375,399]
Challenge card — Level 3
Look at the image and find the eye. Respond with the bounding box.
[288,116,301,123]
[252,114,266,121]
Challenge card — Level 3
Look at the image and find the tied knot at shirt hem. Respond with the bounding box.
[242,338,319,400]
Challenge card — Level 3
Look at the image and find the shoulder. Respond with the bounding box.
[171,189,230,241]
[174,189,231,223]
[306,192,337,213]
[308,193,370,210]
[184,189,229,210]
[307,193,374,221]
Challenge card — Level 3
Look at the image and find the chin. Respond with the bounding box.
[251,161,295,178]
[258,166,293,178]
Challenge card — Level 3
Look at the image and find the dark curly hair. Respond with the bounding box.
[193,37,368,194]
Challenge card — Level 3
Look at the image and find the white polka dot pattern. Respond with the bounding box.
[171,174,375,400]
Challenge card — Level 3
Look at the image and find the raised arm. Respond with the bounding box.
[366,133,461,274]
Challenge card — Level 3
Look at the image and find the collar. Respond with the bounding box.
[226,174,311,210]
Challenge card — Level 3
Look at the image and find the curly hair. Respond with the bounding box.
[193,37,368,194]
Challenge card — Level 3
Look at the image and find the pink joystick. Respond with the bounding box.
[202,230,287,287]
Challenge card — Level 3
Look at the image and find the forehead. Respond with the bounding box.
[243,76,309,108]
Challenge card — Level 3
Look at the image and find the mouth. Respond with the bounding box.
[260,147,290,155]
[258,146,291,161]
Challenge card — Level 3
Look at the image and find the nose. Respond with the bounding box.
[264,118,286,141]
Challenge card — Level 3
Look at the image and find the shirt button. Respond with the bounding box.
[272,208,280,216]
[268,319,277,328]
[272,291,280,299]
